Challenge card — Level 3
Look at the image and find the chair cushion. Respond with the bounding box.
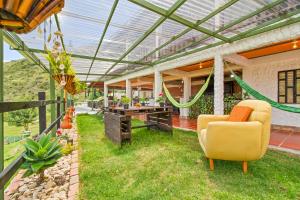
[228,106,253,122]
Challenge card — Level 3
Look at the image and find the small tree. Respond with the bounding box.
[8,108,37,132]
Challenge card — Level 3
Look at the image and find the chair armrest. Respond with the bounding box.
[197,114,229,133]
[206,121,263,160]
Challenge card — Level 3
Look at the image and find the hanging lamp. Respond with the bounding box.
[0,0,64,34]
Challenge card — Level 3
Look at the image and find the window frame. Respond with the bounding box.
[278,69,300,104]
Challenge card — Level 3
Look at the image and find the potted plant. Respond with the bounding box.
[22,134,62,183]
[45,35,76,90]
[139,97,147,106]
[112,97,118,107]
[121,96,131,109]
[156,93,165,107]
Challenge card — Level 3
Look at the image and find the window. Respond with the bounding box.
[278,69,300,104]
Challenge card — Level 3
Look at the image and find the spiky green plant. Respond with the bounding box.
[22,134,62,181]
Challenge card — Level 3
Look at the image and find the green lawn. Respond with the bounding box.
[77,114,300,200]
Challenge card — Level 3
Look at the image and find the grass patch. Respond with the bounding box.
[77,114,300,200]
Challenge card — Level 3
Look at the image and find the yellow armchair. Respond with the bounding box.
[197,100,271,173]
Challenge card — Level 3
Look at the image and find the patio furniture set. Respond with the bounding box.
[104,100,272,173]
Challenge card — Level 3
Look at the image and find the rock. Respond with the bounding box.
[58,191,67,199]
[23,178,31,183]
[54,175,65,186]
[45,187,53,194]
[28,182,37,189]
[18,185,27,193]
[32,191,39,199]
[46,180,56,188]
[11,192,20,199]
[23,189,31,196]
[35,185,44,192]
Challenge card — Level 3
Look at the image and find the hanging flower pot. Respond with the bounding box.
[52,74,75,90]
[0,0,65,34]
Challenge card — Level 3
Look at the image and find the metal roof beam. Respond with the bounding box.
[175,0,286,54]
[85,0,119,81]
[3,31,49,73]
[128,0,230,42]
[136,0,240,63]
[100,0,188,80]
[76,73,120,76]
[154,8,300,65]
[11,47,150,65]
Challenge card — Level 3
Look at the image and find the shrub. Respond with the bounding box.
[121,96,131,104]
[61,143,74,155]
[189,94,241,118]
[7,108,37,132]
[189,95,214,119]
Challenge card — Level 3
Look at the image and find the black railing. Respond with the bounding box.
[0,92,64,190]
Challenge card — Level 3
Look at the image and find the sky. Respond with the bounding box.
[4,43,24,62]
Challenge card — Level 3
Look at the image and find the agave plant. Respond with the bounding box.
[22,134,62,182]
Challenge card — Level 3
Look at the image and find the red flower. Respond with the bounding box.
[159,93,163,97]
[56,128,63,136]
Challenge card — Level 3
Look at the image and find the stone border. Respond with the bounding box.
[68,126,79,200]
[4,124,80,200]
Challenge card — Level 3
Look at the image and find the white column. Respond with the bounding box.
[154,69,162,106]
[126,79,132,99]
[180,76,191,117]
[104,83,108,107]
[213,0,224,115]
[214,52,224,115]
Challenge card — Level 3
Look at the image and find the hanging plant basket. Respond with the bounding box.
[65,82,76,95]
[0,0,64,34]
[52,74,74,90]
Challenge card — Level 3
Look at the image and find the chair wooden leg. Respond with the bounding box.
[209,159,214,171]
[243,161,248,173]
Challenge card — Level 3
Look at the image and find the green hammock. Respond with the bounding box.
[230,70,300,113]
[163,69,213,108]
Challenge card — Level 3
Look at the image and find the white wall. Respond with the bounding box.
[243,50,300,127]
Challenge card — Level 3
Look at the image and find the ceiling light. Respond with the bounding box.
[292,41,298,49]
[199,63,203,68]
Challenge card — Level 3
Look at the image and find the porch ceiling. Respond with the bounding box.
[8,0,300,82]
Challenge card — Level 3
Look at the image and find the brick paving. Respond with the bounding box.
[134,114,300,152]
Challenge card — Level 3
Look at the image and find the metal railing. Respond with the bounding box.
[0,92,65,190]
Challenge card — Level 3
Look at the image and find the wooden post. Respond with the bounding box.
[38,92,46,134]
[50,65,56,134]
[209,159,214,171]
[57,96,61,129]
[0,29,4,200]
[243,161,248,173]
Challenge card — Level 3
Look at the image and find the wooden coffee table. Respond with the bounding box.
[104,106,173,145]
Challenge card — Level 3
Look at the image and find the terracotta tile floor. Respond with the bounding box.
[133,114,300,151]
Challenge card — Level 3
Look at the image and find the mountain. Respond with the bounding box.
[3,59,85,102]
[4,59,51,101]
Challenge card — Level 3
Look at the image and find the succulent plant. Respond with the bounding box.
[22,134,62,182]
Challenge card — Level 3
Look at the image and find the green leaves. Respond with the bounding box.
[22,134,62,176]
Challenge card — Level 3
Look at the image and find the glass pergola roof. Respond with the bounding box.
[7,0,300,82]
